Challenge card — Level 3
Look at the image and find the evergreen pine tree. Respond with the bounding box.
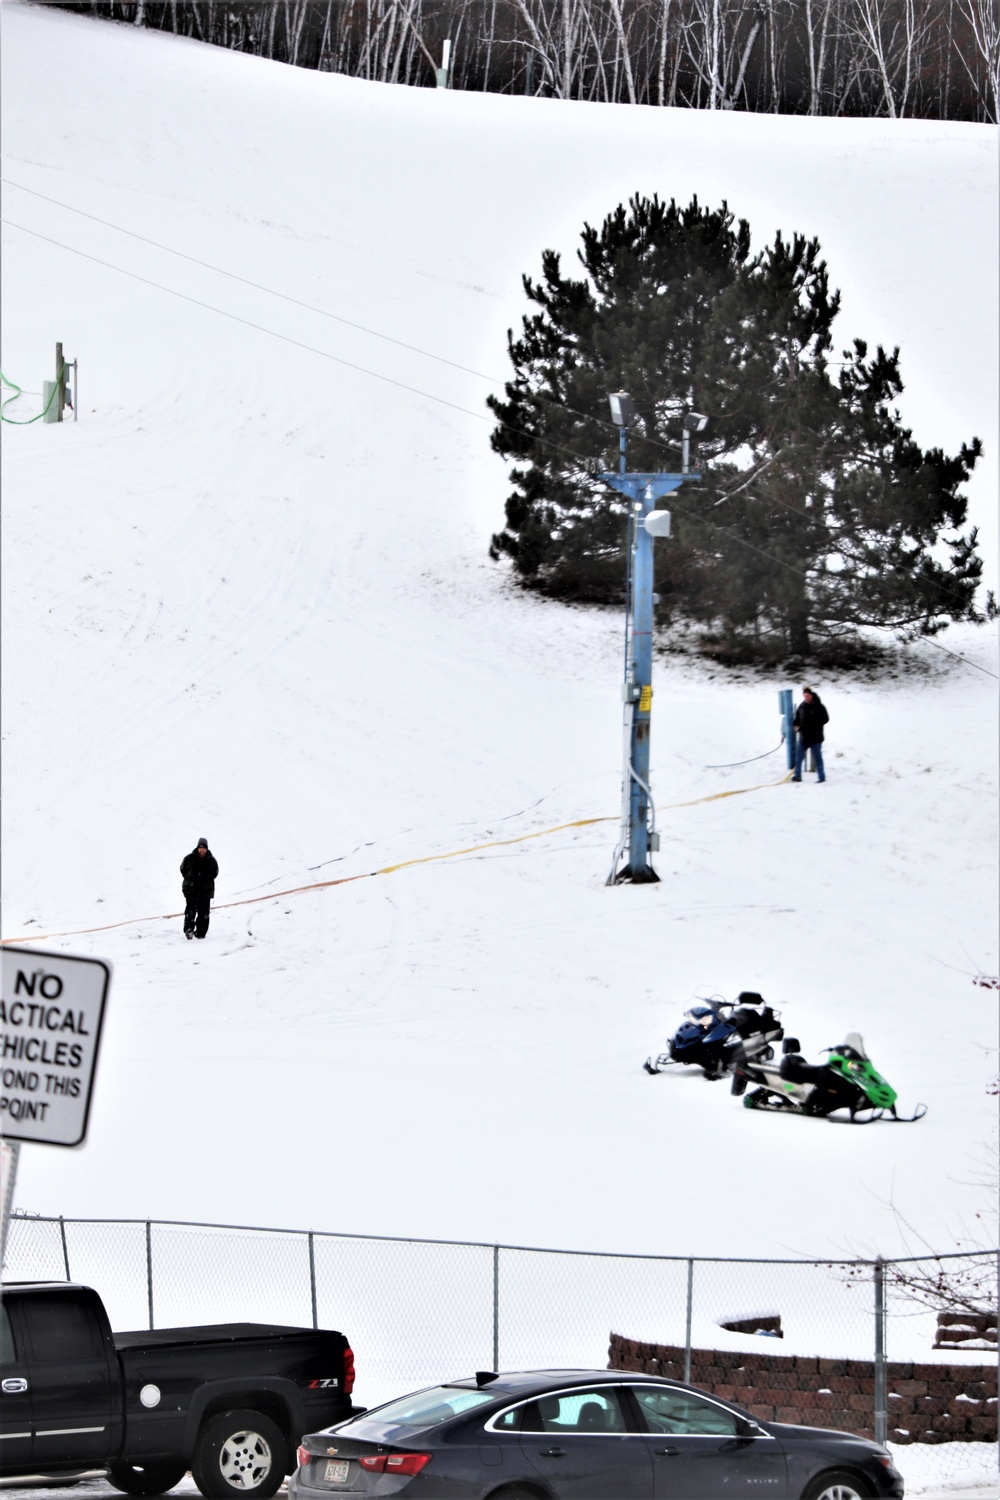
[488,194,991,660]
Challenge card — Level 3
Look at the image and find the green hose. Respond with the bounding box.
[0,370,60,424]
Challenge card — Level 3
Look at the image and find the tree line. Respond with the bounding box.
[54,1,999,122]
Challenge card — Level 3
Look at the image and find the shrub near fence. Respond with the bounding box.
[608,1335,999,1445]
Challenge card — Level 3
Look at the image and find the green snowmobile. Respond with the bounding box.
[735,1032,927,1123]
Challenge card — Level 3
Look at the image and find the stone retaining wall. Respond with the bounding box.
[608,1333,998,1444]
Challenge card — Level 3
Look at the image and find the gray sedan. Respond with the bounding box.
[289,1367,904,1499]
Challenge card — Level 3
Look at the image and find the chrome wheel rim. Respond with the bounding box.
[814,1486,863,1500]
[219,1430,272,1491]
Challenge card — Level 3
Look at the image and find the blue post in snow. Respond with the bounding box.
[779,688,795,771]
[602,398,701,884]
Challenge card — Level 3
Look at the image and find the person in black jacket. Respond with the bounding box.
[792,687,829,783]
[180,838,219,939]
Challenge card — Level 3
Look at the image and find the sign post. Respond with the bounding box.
[0,1140,19,1263]
[0,946,111,1259]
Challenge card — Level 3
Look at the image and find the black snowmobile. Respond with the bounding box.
[644,992,784,1081]
[733,1033,926,1123]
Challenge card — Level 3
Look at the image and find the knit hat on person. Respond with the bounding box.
[197,837,208,848]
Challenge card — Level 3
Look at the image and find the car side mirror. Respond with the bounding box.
[736,1417,765,1438]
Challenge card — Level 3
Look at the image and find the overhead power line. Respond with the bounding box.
[4,180,506,386]
[1,180,683,459]
[909,632,997,679]
[2,215,808,576]
[5,216,994,680]
[0,217,708,492]
[15,179,978,617]
[3,219,499,425]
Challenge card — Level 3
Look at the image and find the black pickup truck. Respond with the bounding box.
[0,1282,358,1498]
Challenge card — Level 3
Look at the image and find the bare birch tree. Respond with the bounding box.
[803,0,838,112]
[847,0,937,115]
[955,0,1000,119]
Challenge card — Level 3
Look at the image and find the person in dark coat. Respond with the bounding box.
[180,838,219,939]
[792,687,829,783]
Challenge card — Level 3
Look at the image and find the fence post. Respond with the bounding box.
[58,1216,71,1280]
[873,1258,886,1444]
[308,1233,318,1330]
[146,1220,154,1331]
[684,1259,694,1384]
[492,1245,500,1371]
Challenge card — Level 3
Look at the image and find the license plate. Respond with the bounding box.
[324,1460,350,1484]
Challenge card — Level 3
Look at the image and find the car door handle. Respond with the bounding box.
[654,1446,680,1456]
[541,1447,566,1457]
[2,1379,28,1394]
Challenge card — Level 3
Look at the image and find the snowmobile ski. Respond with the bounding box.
[742,1088,926,1123]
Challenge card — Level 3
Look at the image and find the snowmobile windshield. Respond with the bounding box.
[826,1043,869,1070]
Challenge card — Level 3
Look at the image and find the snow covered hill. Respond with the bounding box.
[2,0,997,1278]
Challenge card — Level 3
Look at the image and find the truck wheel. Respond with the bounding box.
[192,1409,287,1499]
[109,1462,188,1496]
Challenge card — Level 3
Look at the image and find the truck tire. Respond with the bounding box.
[192,1409,287,1499]
[109,1462,188,1496]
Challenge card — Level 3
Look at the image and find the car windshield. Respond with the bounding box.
[338,1386,496,1431]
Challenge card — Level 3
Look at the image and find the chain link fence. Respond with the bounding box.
[3,1215,995,1445]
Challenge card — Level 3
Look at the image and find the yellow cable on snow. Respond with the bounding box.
[0,772,792,946]
[374,814,615,875]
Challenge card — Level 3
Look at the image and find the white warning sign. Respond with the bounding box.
[0,947,111,1147]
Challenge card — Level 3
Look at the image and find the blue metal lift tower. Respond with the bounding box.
[603,396,706,884]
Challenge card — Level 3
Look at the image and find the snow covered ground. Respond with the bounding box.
[1,2,998,1489]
